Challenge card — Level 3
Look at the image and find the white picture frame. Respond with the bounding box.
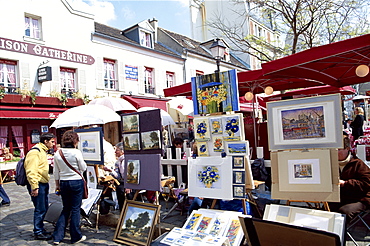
[226,141,249,156]
[75,127,104,165]
[267,94,343,150]
[188,156,233,200]
[86,165,98,189]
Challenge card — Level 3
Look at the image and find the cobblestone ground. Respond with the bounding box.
[1,175,369,245]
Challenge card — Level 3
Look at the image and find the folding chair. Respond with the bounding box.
[346,209,370,246]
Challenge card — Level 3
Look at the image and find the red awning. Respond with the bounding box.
[164,83,192,97]
[121,95,169,111]
[0,105,68,119]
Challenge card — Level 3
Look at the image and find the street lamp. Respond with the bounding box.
[210,38,226,73]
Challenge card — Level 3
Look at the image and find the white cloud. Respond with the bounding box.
[121,6,136,21]
[67,0,116,24]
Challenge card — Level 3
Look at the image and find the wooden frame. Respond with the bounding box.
[114,200,161,246]
[267,94,343,150]
[74,127,104,165]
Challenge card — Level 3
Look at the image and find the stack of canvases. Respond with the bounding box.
[266,94,343,202]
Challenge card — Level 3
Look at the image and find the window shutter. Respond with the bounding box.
[96,57,104,89]
[51,66,59,91]
[78,70,87,94]
[118,61,125,92]
[138,65,145,94]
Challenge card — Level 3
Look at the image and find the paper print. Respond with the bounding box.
[126,159,140,184]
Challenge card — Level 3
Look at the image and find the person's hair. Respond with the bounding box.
[61,130,79,148]
[115,142,124,151]
[343,136,351,149]
[355,107,364,115]
[40,133,56,144]
[173,137,184,145]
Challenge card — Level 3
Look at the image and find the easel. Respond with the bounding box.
[286,200,331,211]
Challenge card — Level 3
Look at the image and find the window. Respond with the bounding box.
[166,72,174,88]
[144,67,155,94]
[104,59,117,90]
[25,15,41,39]
[60,67,76,98]
[0,59,17,93]
[140,31,153,48]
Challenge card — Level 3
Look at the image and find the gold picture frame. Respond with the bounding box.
[113,200,161,246]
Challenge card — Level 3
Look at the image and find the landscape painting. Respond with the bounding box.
[123,133,140,151]
[141,130,161,150]
[126,159,140,184]
[122,114,139,133]
[227,142,248,155]
[281,106,325,140]
[191,69,239,115]
[75,128,103,164]
[114,201,160,246]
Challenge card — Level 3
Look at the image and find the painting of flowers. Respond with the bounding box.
[197,141,209,157]
[210,117,223,134]
[212,137,224,153]
[222,114,243,141]
[194,117,211,140]
[197,166,221,189]
[191,69,239,115]
[184,212,202,230]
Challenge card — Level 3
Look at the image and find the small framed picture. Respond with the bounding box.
[123,133,141,151]
[233,185,246,198]
[233,171,245,184]
[41,125,49,133]
[197,141,209,157]
[232,156,245,168]
[122,114,139,133]
[227,141,249,156]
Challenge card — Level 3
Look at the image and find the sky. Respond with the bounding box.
[68,0,192,37]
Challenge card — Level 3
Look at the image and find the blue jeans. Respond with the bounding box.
[0,184,10,204]
[53,179,84,243]
[27,182,49,235]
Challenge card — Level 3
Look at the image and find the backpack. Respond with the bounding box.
[15,147,40,186]
[251,158,269,181]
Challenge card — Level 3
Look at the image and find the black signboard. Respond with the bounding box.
[37,66,52,82]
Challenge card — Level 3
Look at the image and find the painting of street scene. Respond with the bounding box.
[122,114,139,133]
[294,163,313,178]
[126,159,140,184]
[114,201,160,245]
[281,106,325,140]
[141,130,161,150]
[124,133,140,151]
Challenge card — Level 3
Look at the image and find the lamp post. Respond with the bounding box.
[210,38,226,73]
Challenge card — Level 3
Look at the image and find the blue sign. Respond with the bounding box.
[125,65,138,81]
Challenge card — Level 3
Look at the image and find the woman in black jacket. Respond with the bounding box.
[350,107,365,140]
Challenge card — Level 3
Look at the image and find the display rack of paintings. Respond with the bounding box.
[74,127,104,165]
[114,201,161,246]
[160,209,244,246]
[121,109,163,155]
[191,69,240,115]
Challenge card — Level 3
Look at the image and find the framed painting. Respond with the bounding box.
[86,165,98,189]
[122,114,139,133]
[188,156,233,200]
[233,185,246,198]
[209,117,223,135]
[233,171,245,184]
[191,69,239,115]
[212,136,224,153]
[41,125,48,133]
[141,130,161,150]
[221,114,244,141]
[126,159,140,184]
[197,141,209,157]
[123,133,141,151]
[75,127,104,165]
[194,117,211,141]
[226,141,249,156]
[267,94,343,150]
[232,156,245,169]
[114,200,161,246]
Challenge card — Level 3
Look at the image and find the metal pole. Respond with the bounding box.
[252,94,258,159]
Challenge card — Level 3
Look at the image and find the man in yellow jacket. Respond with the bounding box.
[25,133,56,240]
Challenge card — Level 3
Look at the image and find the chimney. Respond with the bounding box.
[149,18,158,43]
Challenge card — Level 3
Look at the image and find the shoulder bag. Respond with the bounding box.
[59,149,88,199]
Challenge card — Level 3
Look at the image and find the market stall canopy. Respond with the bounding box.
[88,97,137,111]
[137,107,176,126]
[50,104,120,128]
[164,33,370,97]
[122,95,169,111]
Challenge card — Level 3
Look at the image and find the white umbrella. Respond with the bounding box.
[88,97,137,111]
[167,98,194,116]
[137,107,176,126]
[50,104,121,128]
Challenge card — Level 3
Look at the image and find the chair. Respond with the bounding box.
[346,209,370,246]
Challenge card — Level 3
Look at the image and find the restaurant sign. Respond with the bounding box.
[37,66,52,82]
[0,37,95,65]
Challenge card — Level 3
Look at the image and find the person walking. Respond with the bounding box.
[350,107,365,140]
[24,132,56,240]
[52,130,87,245]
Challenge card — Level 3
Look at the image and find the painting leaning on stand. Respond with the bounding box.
[329,134,370,221]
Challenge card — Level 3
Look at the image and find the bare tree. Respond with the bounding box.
[206,0,370,60]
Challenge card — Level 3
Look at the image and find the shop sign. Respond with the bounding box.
[125,65,138,81]
[37,66,52,82]
[0,37,95,65]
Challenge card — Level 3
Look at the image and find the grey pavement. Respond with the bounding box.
[1,175,369,245]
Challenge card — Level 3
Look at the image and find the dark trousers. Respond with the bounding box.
[0,184,10,204]
[116,183,134,211]
[329,201,367,221]
[53,179,84,243]
[27,182,49,235]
